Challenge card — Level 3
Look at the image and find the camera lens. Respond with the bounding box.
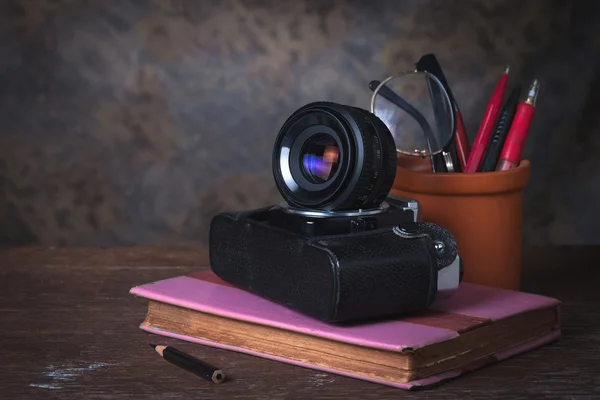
[272,101,397,211]
[300,134,340,184]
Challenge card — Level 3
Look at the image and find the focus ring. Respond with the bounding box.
[317,102,394,210]
[333,105,380,209]
[271,101,397,211]
[359,109,398,206]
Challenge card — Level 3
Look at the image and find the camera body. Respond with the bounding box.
[209,101,461,323]
[210,197,460,323]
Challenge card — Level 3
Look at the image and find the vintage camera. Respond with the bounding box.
[209,102,461,323]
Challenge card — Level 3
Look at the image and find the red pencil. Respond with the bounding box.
[496,79,539,171]
[454,110,469,170]
[464,66,510,173]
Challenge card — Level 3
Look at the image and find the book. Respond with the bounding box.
[130,269,561,390]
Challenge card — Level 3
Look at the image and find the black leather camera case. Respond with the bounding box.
[209,207,441,323]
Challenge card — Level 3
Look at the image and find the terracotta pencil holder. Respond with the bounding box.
[391,156,531,291]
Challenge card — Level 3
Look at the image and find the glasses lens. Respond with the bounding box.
[300,134,340,184]
[370,71,454,157]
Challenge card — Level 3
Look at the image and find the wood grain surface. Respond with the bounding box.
[1,246,599,399]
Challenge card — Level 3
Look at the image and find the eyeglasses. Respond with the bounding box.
[369,70,456,172]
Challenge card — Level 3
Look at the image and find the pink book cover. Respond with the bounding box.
[129,270,561,390]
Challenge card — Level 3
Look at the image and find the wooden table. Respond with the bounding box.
[1,246,599,399]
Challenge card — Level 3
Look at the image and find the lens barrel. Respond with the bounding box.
[272,102,397,211]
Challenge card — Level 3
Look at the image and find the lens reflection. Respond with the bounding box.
[301,134,340,184]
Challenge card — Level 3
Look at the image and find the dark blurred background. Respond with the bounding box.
[1,0,599,247]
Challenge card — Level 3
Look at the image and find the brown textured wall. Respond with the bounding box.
[1,0,599,247]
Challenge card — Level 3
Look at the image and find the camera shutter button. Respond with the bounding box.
[392,222,422,238]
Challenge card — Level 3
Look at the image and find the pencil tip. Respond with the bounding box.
[505,65,510,74]
[532,78,539,87]
[150,344,157,349]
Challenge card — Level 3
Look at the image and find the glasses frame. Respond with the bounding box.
[369,70,455,160]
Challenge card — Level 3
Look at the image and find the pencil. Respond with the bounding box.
[454,110,469,170]
[464,66,510,172]
[151,344,226,384]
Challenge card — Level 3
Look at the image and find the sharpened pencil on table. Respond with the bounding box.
[151,344,226,384]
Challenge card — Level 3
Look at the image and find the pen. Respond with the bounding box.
[150,344,226,384]
[478,84,520,172]
[496,79,539,171]
[464,66,510,173]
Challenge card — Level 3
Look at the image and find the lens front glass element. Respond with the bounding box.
[300,134,340,184]
[272,102,397,211]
